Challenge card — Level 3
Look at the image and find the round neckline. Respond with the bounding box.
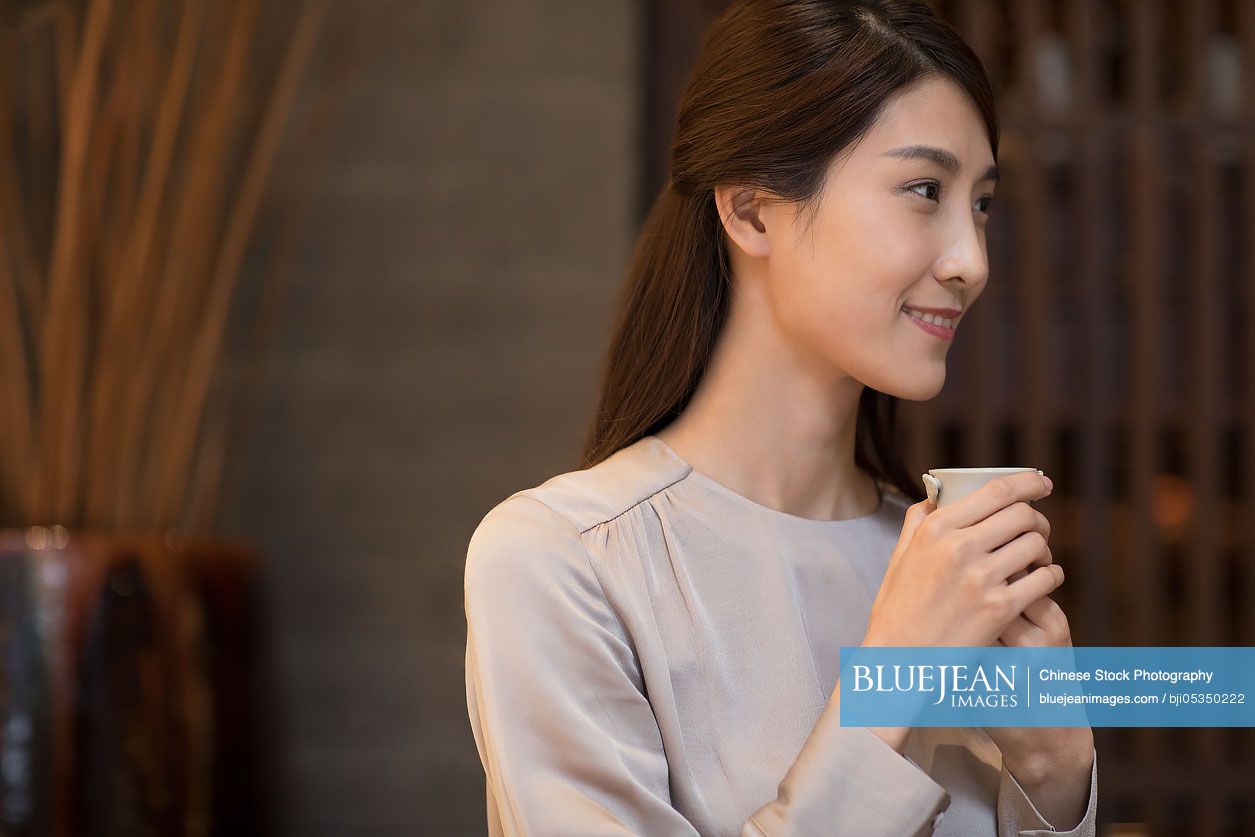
[645,434,889,527]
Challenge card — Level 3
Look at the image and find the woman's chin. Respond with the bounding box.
[885,368,946,401]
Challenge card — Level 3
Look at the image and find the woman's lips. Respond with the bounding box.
[902,307,956,340]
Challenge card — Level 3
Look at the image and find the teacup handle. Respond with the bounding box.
[921,473,941,506]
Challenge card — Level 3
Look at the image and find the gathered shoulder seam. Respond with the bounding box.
[509,468,693,536]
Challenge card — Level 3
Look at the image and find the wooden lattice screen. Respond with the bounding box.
[643,2,1255,835]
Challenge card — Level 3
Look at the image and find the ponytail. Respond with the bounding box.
[579,181,728,468]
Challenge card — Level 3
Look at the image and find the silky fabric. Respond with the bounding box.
[464,434,1098,836]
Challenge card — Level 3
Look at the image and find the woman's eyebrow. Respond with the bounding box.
[881,144,1000,183]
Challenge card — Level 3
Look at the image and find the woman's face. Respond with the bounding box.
[759,76,997,401]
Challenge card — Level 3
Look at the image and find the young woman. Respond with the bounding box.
[465,1,1098,834]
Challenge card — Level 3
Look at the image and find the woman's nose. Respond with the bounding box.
[936,220,988,287]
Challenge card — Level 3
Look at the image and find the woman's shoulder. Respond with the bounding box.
[465,493,588,609]
[466,436,692,592]
[475,435,690,538]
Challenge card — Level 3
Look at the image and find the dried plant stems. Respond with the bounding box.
[187,1,357,533]
[117,0,262,529]
[21,22,59,302]
[0,35,36,521]
[82,0,158,298]
[0,196,33,521]
[2,0,331,533]
[148,0,328,530]
[34,0,111,523]
[104,0,160,276]
[52,0,77,131]
[0,36,44,330]
[82,0,205,528]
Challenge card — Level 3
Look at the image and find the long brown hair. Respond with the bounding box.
[580,0,998,502]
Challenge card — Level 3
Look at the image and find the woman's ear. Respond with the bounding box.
[714,185,772,259]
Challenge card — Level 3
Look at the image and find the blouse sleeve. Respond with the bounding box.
[464,495,953,836]
[997,747,1099,836]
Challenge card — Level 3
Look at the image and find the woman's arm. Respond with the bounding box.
[997,746,1099,836]
[743,690,951,836]
[465,494,951,836]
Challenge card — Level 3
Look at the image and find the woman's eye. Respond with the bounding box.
[907,181,941,201]
[905,182,995,215]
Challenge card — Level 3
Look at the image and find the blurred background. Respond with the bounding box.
[0,0,1252,835]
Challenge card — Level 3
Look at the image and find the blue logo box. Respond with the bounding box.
[837,646,1255,727]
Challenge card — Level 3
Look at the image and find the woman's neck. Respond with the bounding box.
[654,302,879,522]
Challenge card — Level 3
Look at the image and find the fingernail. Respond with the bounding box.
[1043,475,1054,491]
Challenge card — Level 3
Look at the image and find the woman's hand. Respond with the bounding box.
[985,594,1095,829]
[862,470,1061,649]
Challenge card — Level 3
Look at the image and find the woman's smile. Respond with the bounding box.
[901,306,958,340]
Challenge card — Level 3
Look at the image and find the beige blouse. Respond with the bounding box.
[464,434,1098,835]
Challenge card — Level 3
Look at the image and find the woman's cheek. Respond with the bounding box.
[807,285,872,361]
[766,270,842,358]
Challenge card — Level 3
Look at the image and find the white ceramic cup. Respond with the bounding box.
[921,467,1045,509]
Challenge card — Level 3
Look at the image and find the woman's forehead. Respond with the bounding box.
[849,79,995,172]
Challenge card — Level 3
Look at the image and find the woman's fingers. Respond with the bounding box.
[970,500,1051,554]
[997,595,1071,647]
[1018,595,1070,643]
[1005,564,1064,616]
[934,471,1052,530]
[886,499,935,574]
[997,613,1046,646]
[990,530,1053,581]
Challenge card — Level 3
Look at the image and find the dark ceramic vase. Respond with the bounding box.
[0,528,270,837]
